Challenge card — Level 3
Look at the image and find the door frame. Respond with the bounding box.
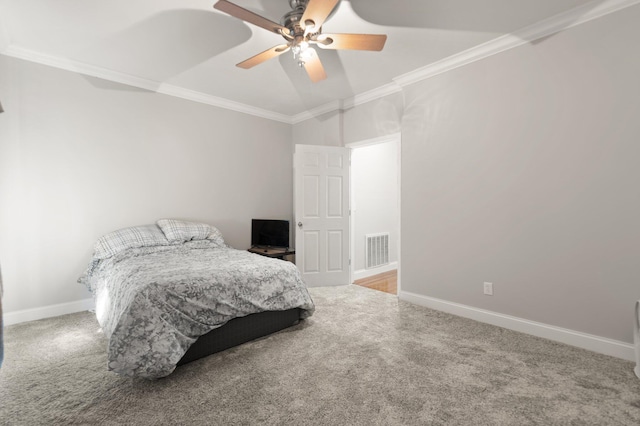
[346,132,401,295]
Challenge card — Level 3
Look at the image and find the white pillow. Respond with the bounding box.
[157,219,211,243]
[206,226,226,247]
[94,225,168,259]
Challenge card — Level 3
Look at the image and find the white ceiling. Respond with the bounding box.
[0,0,615,120]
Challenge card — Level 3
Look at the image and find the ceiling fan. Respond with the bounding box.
[214,0,387,82]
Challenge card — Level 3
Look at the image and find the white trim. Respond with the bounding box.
[4,298,95,326]
[393,0,640,87]
[399,291,636,362]
[353,262,398,282]
[2,45,161,90]
[346,133,401,149]
[0,46,293,124]
[156,84,291,124]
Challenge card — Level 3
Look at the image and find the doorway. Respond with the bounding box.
[348,134,401,295]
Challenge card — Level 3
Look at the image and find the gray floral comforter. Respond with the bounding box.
[79,241,314,378]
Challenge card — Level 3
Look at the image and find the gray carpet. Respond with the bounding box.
[1,285,639,425]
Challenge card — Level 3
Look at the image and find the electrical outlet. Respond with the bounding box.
[483,282,493,296]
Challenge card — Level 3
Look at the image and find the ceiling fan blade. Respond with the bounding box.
[302,48,327,83]
[237,44,291,69]
[315,33,387,51]
[214,0,290,37]
[301,0,340,34]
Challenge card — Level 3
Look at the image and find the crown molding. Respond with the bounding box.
[394,0,640,87]
[291,100,342,124]
[0,45,293,124]
[291,83,402,124]
[156,83,292,124]
[342,82,402,110]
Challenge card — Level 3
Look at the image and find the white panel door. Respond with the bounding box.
[294,144,350,287]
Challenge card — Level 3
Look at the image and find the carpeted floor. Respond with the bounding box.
[1,285,639,425]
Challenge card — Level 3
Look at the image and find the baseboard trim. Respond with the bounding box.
[399,291,635,362]
[353,262,398,282]
[4,298,95,326]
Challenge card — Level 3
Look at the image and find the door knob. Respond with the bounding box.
[297,222,303,228]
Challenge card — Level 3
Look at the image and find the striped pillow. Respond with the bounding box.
[206,226,226,247]
[157,219,211,243]
[94,225,169,259]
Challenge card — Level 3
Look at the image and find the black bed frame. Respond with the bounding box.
[177,308,302,366]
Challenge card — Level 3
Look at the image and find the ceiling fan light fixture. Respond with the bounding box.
[297,41,309,52]
[292,41,312,67]
[298,46,315,66]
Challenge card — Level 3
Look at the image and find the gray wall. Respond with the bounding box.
[292,110,342,147]
[290,93,404,147]
[0,55,292,314]
[343,92,404,145]
[294,5,640,344]
[399,6,640,343]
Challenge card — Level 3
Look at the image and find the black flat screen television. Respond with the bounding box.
[251,219,290,249]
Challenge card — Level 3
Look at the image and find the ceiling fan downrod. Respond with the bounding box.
[282,1,312,66]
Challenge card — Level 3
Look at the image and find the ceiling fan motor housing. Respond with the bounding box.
[281,9,304,37]
[288,0,309,10]
[281,0,340,38]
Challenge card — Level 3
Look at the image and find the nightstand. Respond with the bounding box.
[248,247,295,262]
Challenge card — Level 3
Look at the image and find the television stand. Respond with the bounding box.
[248,247,295,261]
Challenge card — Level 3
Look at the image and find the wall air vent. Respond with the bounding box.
[365,233,389,269]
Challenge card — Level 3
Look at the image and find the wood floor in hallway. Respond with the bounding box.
[353,270,397,295]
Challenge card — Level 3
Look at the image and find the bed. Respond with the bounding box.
[79,219,315,379]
